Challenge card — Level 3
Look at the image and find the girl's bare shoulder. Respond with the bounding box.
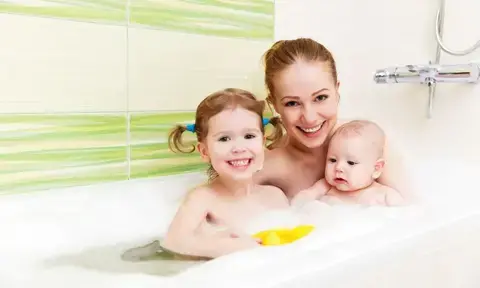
[183,182,216,204]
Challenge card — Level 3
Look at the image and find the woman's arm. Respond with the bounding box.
[162,188,260,259]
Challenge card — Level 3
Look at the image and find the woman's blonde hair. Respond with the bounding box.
[262,38,338,148]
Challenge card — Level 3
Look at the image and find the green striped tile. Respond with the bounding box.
[129,112,207,179]
[0,114,128,194]
[0,0,274,40]
[0,0,126,24]
[0,109,277,194]
[129,0,274,40]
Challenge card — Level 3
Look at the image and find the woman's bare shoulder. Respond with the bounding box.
[253,147,291,186]
[257,184,289,208]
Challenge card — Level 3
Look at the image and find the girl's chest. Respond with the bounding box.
[209,198,269,231]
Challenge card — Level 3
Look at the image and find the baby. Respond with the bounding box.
[292,120,404,207]
[123,88,290,261]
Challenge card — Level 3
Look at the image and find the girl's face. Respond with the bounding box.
[272,60,339,149]
[197,107,265,181]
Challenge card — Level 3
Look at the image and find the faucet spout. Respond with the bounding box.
[374,63,480,84]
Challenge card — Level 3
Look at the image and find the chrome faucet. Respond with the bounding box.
[373,63,480,84]
[374,63,480,119]
[373,0,480,119]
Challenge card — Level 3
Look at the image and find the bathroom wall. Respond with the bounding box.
[0,0,274,194]
[275,0,480,164]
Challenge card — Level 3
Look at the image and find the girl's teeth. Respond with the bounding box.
[229,160,249,166]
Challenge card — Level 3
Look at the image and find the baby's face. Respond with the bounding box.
[325,135,383,191]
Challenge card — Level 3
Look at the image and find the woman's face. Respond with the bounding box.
[272,60,339,149]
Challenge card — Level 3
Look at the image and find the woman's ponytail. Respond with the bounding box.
[266,116,285,149]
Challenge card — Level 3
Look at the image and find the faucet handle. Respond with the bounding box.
[373,68,398,84]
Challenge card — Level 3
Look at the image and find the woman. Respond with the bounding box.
[254,38,413,202]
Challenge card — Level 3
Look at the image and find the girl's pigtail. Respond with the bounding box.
[168,125,195,154]
[266,116,285,150]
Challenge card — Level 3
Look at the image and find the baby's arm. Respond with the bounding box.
[162,187,260,259]
[291,179,330,206]
[360,184,406,206]
[384,186,406,206]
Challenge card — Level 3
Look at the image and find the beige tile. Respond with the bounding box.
[0,14,127,113]
[127,28,272,111]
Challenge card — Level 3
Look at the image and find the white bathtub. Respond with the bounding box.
[1,160,479,288]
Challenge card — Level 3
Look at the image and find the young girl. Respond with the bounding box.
[160,88,289,259]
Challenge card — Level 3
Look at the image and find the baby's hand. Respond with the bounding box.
[291,179,330,208]
[290,191,313,208]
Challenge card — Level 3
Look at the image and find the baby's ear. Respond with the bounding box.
[372,158,385,179]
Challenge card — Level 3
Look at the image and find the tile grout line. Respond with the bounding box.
[125,0,131,180]
[0,12,273,42]
[0,110,196,115]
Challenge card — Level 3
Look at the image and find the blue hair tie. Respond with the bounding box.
[185,118,268,133]
[185,123,195,132]
[262,117,270,126]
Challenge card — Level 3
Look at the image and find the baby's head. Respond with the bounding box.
[325,120,385,192]
[168,88,282,182]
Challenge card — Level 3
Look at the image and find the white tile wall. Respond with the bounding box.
[275,0,480,164]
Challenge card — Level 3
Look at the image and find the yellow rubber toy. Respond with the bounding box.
[253,225,315,246]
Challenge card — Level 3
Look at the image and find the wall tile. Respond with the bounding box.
[0,14,127,113]
[0,0,126,24]
[0,110,277,193]
[0,114,128,194]
[127,27,273,111]
[129,0,274,40]
[129,112,206,179]
[0,0,276,194]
